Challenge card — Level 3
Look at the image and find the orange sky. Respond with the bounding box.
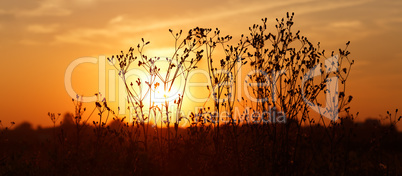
[0,0,402,129]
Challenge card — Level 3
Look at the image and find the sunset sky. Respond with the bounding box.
[0,0,401,129]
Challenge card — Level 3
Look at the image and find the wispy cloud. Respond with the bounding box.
[109,15,124,24]
[312,20,364,32]
[27,24,59,33]
[0,0,72,18]
[17,1,71,17]
[51,0,375,47]
[291,0,373,16]
[53,27,114,48]
[330,21,362,28]
[19,39,41,46]
[52,0,316,46]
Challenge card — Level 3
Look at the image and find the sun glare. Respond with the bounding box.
[122,55,190,126]
[152,81,181,104]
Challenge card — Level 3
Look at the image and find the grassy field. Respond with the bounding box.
[0,115,401,175]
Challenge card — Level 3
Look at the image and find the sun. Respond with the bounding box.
[152,82,181,104]
[121,52,193,126]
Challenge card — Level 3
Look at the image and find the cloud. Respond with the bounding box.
[71,0,116,7]
[50,0,383,49]
[27,24,59,33]
[292,0,372,16]
[0,0,110,18]
[53,0,316,46]
[19,39,40,46]
[72,0,97,6]
[109,15,124,24]
[373,16,402,31]
[307,20,371,44]
[330,21,362,28]
[53,27,114,48]
[18,2,71,17]
[0,0,72,17]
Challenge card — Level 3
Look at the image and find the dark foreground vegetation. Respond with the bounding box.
[0,115,401,175]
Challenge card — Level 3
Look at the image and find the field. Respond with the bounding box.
[0,115,401,175]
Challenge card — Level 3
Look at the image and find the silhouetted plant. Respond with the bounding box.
[71,94,99,151]
[108,27,205,153]
[0,120,15,141]
[92,94,115,147]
